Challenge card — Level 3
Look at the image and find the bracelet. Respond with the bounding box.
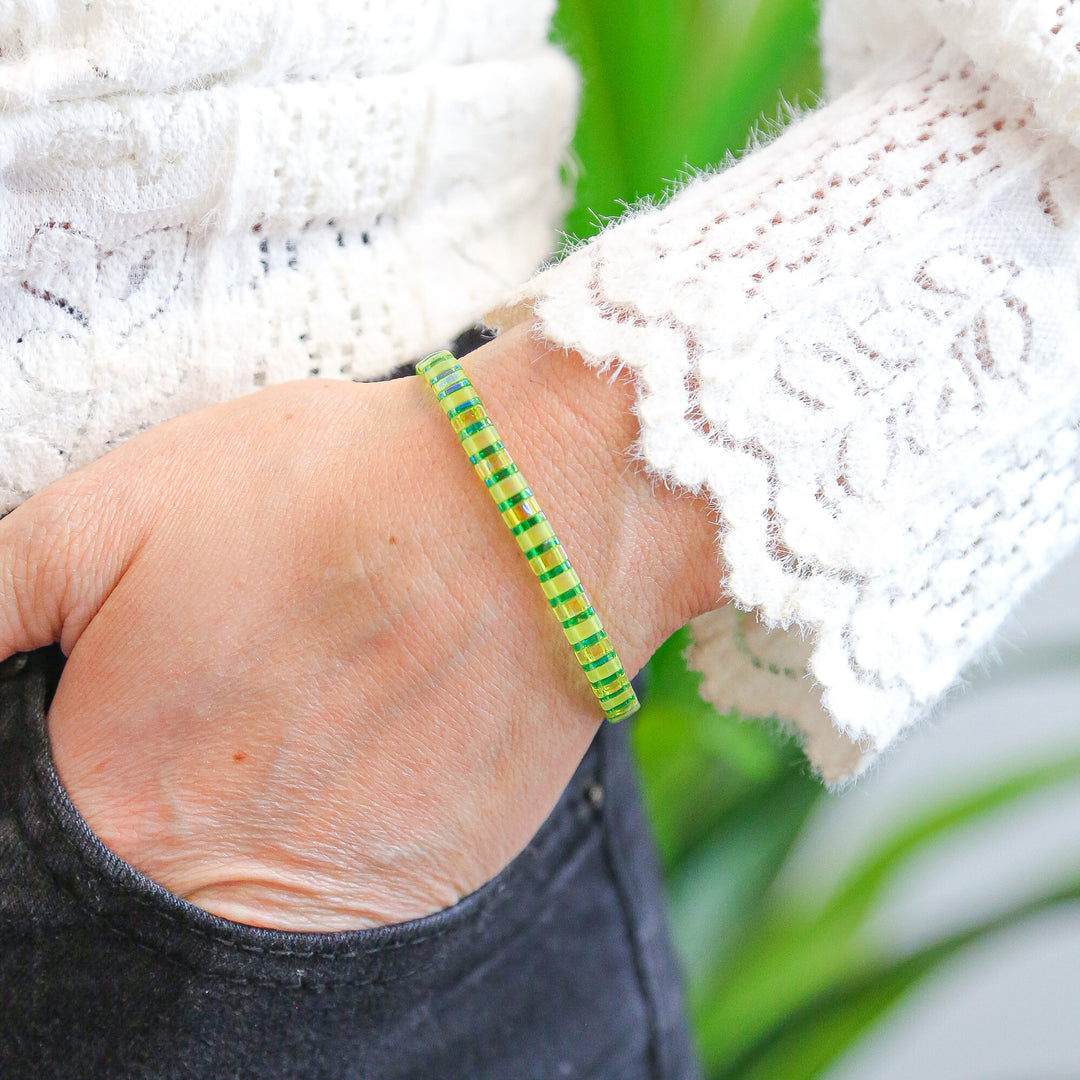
[416,350,640,722]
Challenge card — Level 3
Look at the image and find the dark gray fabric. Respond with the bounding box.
[0,646,702,1079]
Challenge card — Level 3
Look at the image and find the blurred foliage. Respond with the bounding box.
[552,2,1080,1077]
[553,0,822,242]
[631,630,1080,1078]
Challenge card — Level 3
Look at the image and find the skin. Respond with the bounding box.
[0,322,720,931]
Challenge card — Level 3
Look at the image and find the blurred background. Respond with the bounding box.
[550,1,1080,1077]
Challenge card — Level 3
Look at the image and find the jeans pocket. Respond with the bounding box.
[0,646,684,1080]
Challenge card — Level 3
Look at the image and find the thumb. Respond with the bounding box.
[0,477,143,661]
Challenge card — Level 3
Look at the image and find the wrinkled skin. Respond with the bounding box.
[0,323,718,930]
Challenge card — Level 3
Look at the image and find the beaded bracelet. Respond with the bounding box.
[416,350,640,722]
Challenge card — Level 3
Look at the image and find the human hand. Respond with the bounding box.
[0,324,717,930]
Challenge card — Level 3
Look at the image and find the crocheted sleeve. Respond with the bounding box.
[489,0,1080,781]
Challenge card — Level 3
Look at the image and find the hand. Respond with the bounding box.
[0,323,718,930]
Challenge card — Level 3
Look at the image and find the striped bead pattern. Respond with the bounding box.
[416,350,640,722]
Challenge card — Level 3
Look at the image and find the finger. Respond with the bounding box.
[0,475,145,660]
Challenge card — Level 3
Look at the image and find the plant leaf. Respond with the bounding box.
[688,756,1080,1071]
[709,881,1080,1080]
[820,754,1080,931]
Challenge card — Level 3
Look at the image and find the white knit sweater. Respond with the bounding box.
[3,0,1079,781]
[0,0,578,501]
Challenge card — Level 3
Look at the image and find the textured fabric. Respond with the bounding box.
[0,0,578,511]
[0,648,701,1080]
[490,15,1080,781]
[822,0,1080,136]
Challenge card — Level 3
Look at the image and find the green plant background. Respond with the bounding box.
[550,2,1080,1076]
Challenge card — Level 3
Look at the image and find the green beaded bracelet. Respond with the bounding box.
[416,350,640,722]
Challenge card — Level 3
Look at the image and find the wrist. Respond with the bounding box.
[453,323,720,678]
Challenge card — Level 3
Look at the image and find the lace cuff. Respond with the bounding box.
[489,47,1080,781]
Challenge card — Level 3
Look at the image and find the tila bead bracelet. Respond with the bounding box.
[416,350,640,722]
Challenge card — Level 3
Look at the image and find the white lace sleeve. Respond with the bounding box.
[488,34,1080,781]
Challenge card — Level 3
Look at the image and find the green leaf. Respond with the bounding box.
[710,880,1080,1080]
[665,767,821,987]
[688,753,1080,1071]
[820,754,1080,931]
[554,0,823,241]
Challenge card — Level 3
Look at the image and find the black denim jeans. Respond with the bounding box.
[0,647,702,1079]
